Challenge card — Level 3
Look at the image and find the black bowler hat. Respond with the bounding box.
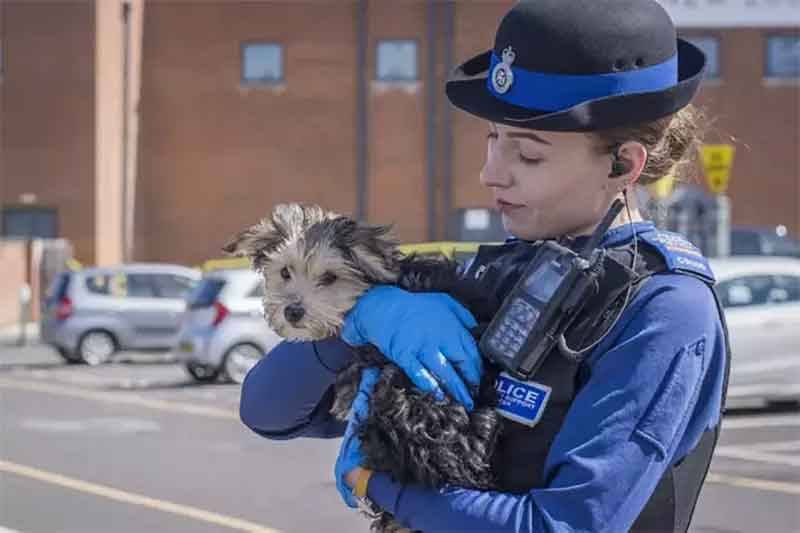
[446,0,706,131]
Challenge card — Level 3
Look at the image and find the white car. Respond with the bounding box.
[709,256,800,408]
[174,269,282,384]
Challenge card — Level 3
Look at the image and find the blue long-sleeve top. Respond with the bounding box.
[240,222,728,532]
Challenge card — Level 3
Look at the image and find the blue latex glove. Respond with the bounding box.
[341,285,481,410]
[334,367,380,508]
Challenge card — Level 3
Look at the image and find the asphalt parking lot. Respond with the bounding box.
[0,343,798,533]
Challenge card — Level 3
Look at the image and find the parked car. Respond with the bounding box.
[41,264,201,365]
[710,256,800,407]
[174,268,282,384]
[730,226,800,257]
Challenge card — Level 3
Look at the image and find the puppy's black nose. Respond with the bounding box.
[284,303,305,324]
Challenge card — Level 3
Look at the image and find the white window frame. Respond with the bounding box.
[765,34,800,81]
[241,42,285,85]
[376,39,419,82]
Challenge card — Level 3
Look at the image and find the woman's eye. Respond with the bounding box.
[487,131,498,140]
[319,272,338,286]
[519,154,543,165]
[280,267,291,280]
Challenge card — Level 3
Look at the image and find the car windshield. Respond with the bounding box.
[186,277,226,309]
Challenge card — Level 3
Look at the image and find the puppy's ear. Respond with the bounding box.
[330,217,401,284]
[222,203,300,270]
[221,220,282,272]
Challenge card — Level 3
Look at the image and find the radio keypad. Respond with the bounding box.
[489,298,539,356]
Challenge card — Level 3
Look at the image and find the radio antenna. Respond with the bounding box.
[579,199,624,259]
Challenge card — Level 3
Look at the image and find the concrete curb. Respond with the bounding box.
[0,322,40,346]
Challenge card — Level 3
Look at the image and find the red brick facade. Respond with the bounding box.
[1,1,798,266]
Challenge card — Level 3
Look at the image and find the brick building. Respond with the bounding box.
[1,0,798,267]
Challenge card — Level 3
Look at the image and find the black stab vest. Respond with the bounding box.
[457,237,731,532]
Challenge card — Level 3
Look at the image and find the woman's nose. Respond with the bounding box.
[480,147,513,188]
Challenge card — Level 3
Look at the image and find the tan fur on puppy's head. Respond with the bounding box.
[223,203,401,341]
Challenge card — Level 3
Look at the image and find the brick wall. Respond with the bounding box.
[1,1,797,268]
[1,1,95,264]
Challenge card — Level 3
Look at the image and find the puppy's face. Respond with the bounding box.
[223,203,400,341]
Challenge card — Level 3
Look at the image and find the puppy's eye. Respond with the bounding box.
[319,272,338,286]
[280,266,291,280]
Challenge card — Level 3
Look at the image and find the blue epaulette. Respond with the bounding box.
[637,229,716,283]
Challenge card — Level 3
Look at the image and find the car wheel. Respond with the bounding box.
[77,330,117,366]
[222,343,263,384]
[56,346,82,364]
[185,362,220,383]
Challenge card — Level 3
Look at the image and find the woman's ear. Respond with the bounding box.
[611,141,648,188]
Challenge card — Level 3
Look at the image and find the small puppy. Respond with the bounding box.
[224,203,502,533]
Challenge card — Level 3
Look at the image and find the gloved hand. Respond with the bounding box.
[334,367,380,508]
[341,285,481,410]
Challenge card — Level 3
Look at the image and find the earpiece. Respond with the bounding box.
[610,160,627,177]
[608,145,628,178]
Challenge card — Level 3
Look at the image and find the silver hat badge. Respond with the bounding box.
[491,46,516,94]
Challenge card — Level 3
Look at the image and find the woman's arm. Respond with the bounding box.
[363,274,728,532]
[239,337,352,439]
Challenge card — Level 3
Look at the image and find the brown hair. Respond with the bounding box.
[591,104,707,186]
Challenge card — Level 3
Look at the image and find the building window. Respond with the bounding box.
[1,206,58,239]
[766,35,800,79]
[241,43,284,84]
[376,40,418,82]
[683,36,720,80]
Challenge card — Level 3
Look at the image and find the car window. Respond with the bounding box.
[718,275,774,308]
[126,274,157,298]
[46,272,72,303]
[769,275,800,303]
[152,274,198,299]
[247,280,264,298]
[187,278,226,309]
[85,274,112,295]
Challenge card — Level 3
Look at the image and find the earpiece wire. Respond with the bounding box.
[558,188,638,359]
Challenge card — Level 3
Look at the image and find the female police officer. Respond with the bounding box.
[240,1,730,531]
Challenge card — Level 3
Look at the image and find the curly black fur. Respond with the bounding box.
[332,255,507,533]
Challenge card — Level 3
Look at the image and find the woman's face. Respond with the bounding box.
[480,123,624,241]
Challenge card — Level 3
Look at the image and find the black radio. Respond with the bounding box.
[479,200,624,379]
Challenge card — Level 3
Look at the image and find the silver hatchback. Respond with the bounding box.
[40,264,202,365]
[174,269,281,384]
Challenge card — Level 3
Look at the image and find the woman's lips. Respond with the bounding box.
[496,199,525,213]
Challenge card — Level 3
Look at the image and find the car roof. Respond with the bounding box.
[203,268,259,281]
[708,256,800,281]
[79,263,201,277]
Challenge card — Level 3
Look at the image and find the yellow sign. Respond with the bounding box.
[649,173,675,200]
[702,144,735,194]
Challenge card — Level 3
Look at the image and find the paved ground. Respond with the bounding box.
[0,343,797,533]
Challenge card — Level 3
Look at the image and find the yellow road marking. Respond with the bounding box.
[0,459,281,532]
[0,377,237,420]
[706,473,800,496]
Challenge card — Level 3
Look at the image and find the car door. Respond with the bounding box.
[149,272,199,347]
[719,274,800,393]
[761,274,800,366]
[113,272,180,349]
